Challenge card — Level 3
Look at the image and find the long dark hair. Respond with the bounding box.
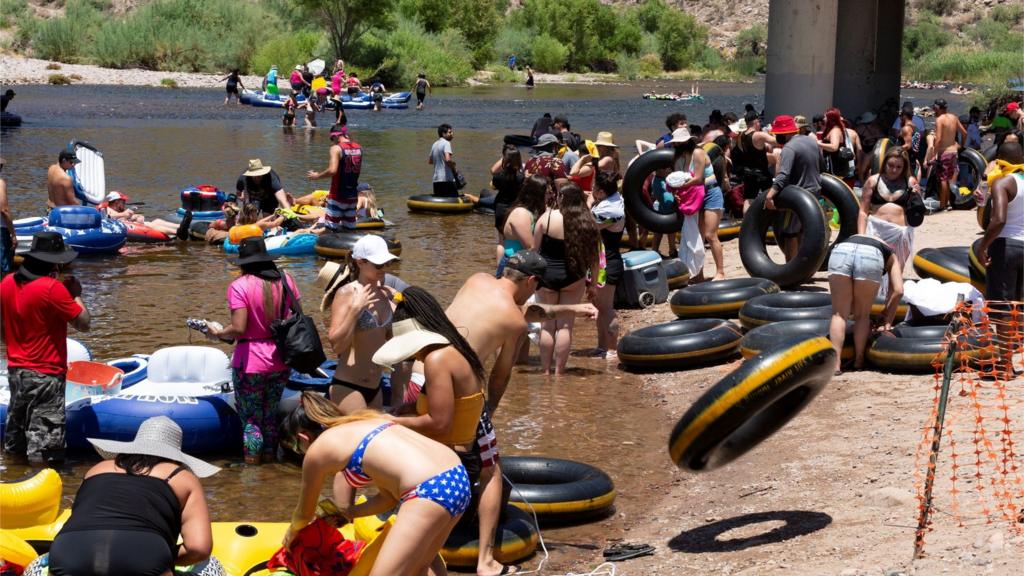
[393,286,486,384]
[501,145,522,177]
[115,453,176,476]
[513,174,548,216]
[558,183,600,280]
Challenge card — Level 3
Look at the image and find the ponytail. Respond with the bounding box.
[280,391,386,452]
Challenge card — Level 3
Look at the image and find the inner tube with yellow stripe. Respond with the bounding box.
[819,174,861,270]
[662,258,691,289]
[670,277,779,319]
[617,318,743,372]
[738,291,832,330]
[669,336,835,472]
[314,232,402,259]
[954,148,987,210]
[912,246,984,291]
[621,148,682,234]
[869,138,896,176]
[442,505,539,568]
[0,468,62,530]
[968,238,988,287]
[739,185,829,287]
[718,217,741,242]
[866,322,986,372]
[502,456,615,523]
[741,318,854,360]
[406,194,475,214]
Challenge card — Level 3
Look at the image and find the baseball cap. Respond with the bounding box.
[351,235,399,266]
[105,191,128,203]
[933,98,948,109]
[58,150,80,164]
[357,182,372,192]
[1007,102,1020,113]
[505,250,547,277]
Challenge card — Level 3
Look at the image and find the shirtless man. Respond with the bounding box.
[926,98,966,211]
[443,250,596,576]
[47,150,79,209]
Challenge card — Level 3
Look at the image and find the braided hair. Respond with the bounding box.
[393,286,486,384]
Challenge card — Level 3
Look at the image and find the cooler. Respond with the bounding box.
[65,361,124,403]
[614,250,668,309]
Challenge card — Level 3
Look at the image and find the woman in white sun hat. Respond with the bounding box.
[47,416,219,576]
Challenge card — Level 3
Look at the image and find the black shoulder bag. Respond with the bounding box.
[270,275,327,375]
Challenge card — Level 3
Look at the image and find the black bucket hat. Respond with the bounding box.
[231,236,279,266]
[24,231,78,265]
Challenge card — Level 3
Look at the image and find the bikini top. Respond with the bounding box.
[871,176,910,208]
[350,286,393,331]
[342,422,394,488]
[415,389,485,446]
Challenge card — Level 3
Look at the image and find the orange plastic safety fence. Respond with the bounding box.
[913,301,1024,555]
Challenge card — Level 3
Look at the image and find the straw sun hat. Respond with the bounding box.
[88,416,220,478]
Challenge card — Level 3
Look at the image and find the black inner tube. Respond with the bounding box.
[621,148,683,234]
[501,456,614,514]
[818,174,860,270]
[670,277,779,318]
[739,292,833,327]
[738,185,828,287]
[618,318,742,370]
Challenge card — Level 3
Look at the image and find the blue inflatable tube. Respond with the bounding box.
[65,391,240,454]
[106,355,149,388]
[288,360,337,390]
[12,217,46,236]
[222,232,318,256]
[176,208,224,220]
[46,206,127,255]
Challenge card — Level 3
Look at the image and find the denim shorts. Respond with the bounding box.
[702,185,725,211]
[828,242,885,284]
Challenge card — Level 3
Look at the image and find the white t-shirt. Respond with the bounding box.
[431,138,453,183]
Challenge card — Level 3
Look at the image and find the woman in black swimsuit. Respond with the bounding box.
[222,68,244,106]
[533,182,600,374]
[858,145,920,268]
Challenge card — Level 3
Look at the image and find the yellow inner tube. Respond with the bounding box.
[0,531,38,567]
[0,468,62,529]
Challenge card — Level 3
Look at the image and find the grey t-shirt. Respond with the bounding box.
[772,134,823,195]
[430,138,453,182]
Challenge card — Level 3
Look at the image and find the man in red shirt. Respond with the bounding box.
[2,232,91,463]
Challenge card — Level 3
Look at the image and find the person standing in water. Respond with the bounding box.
[47,150,79,208]
[414,73,431,111]
[429,124,458,198]
[221,69,245,105]
[525,66,535,88]
[309,125,363,231]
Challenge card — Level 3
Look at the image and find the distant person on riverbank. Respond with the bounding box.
[1,89,14,112]
[263,65,278,96]
[369,78,386,112]
[2,231,91,464]
[346,72,361,97]
[47,150,79,209]
[237,159,291,216]
[925,98,966,211]
[414,73,431,110]
[221,68,244,105]
[309,125,362,231]
[289,65,306,95]
[429,123,458,197]
[765,115,824,262]
[525,66,535,88]
[0,158,13,275]
[508,54,517,70]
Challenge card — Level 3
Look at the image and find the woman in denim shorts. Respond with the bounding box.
[827,234,904,374]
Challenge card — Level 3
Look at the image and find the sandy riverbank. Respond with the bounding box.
[1,54,264,88]
[565,208,1023,575]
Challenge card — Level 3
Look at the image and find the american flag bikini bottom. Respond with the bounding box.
[400,465,472,517]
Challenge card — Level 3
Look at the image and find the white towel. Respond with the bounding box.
[680,212,705,278]
[866,215,914,270]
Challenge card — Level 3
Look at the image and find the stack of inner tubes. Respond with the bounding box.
[738,291,832,330]
[738,185,829,287]
[867,322,951,372]
[617,318,743,372]
[670,277,779,319]
[669,335,835,472]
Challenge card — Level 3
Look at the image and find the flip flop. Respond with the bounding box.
[603,543,655,562]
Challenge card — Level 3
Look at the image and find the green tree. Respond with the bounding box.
[451,0,501,66]
[657,10,706,71]
[532,33,568,72]
[610,10,643,56]
[398,0,450,33]
[296,0,397,60]
[635,0,669,33]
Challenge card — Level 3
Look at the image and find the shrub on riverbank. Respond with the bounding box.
[905,47,1021,86]
[249,31,323,78]
[903,9,1022,84]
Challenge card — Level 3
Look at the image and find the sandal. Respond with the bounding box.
[603,543,655,562]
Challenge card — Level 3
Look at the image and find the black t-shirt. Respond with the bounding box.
[236,170,284,214]
[491,170,524,206]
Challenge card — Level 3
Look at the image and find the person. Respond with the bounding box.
[1,88,14,112]
[858,146,919,269]
[666,127,711,280]
[205,237,299,464]
[497,174,546,276]
[568,131,619,192]
[237,159,290,216]
[966,106,983,150]
[300,90,322,128]
[525,66,534,88]
[818,107,857,183]
[414,73,431,111]
[730,111,776,211]
[301,65,314,98]
[854,112,886,182]
[47,416,218,575]
[891,101,925,136]
[318,235,398,413]
[346,72,362,97]
[356,182,382,222]
[656,113,689,148]
[330,61,346,97]
[103,191,185,237]
[807,115,822,137]
[308,125,363,231]
[369,78,387,112]
[924,98,966,211]
[204,201,239,244]
[1007,101,1024,132]
[429,124,458,198]
[700,135,730,280]
[525,133,569,194]
[764,115,824,262]
[590,171,625,358]
[827,233,903,374]
[640,165,678,257]
[47,149,79,208]
[289,65,306,95]
[898,108,927,178]
[0,157,14,276]
[531,113,553,140]
[282,92,298,127]
[281,392,468,575]
[551,115,583,152]
[1,232,91,464]
[263,64,279,96]
[976,141,1024,378]
[491,145,525,266]
[533,182,601,375]
[221,68,244,105]
[508,54,516,70]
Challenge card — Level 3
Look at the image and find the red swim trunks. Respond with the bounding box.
[937,150,959,183]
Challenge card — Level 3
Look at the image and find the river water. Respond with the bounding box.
[0,80,957,570]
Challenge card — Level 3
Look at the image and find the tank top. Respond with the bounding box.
[735,131,770,174]
[58,469,186,554]
[872,176,910,208]
[416,389,484,446]
[999,174,1024,241]
[330,141,362,202]
[492,170,524,206]
[539,211,567,261]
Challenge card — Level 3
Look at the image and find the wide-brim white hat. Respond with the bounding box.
[372,318,449,368]
[667,127,693,145]
[88,416,220,478]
